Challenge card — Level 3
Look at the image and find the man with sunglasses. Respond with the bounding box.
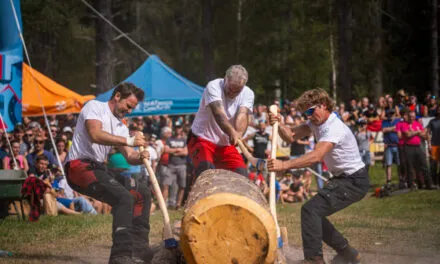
[268,88,368,264]
[26,136,58,169]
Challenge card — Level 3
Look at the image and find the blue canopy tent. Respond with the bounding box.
[96,55,204,116]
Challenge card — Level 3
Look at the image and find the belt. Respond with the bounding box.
[334,166,367,179]
[65,158,106,171]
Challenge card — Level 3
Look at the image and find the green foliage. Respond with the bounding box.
[19,0,436,100]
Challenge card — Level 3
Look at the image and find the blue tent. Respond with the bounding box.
[96,55,204,116]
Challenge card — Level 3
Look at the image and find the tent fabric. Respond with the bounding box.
[22,63,95,116]
[96,55,204,116]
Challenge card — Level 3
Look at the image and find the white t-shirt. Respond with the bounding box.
[191,78,255,146]
[66,100,129,163]
[307,113,364,176]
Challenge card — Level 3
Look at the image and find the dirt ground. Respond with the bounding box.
[4,241,439,264]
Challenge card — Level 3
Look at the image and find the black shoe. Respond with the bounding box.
[300,256,326,264]
[332,245,361,264]
[109,256,134,264]
[132,247,155,263]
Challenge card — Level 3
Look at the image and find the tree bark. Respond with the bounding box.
[336,0,353,104]
[181,169,277,264]
[201,0,216,82]
[95,0,114,94]
[370,0,384,101]
[432,0,439,97]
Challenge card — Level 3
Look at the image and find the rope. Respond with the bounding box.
[9,0,65,176]
[80,0,203,96]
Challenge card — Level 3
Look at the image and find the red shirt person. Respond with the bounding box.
[188,65,254,178]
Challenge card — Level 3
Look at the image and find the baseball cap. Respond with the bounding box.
[63,126,73,133]
[107,152,130,169]
[174,121,182,127]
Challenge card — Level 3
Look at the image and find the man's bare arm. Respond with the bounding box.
[279,123,312,144]
[284,141,333,169]
[117,146,145,165]
[234,106,249,136]
[86,120,127,146]
[268,141,333,172]
[209,100,236,136]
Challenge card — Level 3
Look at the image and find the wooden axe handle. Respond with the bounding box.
[139,146,174,242]
[268,105,281,243]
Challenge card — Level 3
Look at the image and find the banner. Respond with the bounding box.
[0,0,23,131]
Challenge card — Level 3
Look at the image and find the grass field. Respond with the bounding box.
[0,164,439,262]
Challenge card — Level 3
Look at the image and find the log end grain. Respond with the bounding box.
[181,169,278,264]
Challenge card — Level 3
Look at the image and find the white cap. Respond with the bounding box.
[63,126,73,133]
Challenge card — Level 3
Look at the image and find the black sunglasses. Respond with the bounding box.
[35,140,45,144]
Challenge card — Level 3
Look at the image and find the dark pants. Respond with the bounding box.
[65,159,151,259]
[301,167,369,258]
[405,145,432,187]
[398,145,408,186]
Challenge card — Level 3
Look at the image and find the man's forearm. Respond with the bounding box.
[214,113,236,135]
[285,151,321,170]
[235,113,248,136]
[278,123,294,143]
[125,150,143,165]
[91,131,127,146]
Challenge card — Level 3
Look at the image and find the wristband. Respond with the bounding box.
[126,136,135,147]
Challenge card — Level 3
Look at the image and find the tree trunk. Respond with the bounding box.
[181,169,277,264]
[432,0,439,97]
[370,0,384,101]
[336,0,353,104]
[95,0,114,94]
[201,0,216,82]
[329,0,337,102]
[236,0,242,61]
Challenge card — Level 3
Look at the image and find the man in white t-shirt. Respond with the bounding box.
[189,65,254,178]
[64,82,152,264]
[268,88,368,264]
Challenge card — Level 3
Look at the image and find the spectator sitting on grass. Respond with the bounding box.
[51,166,97,215]
[30,156,81,216]
[281,170,305,203]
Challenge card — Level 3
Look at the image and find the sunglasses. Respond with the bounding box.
[304,105,318,117]
[35,140,45,144]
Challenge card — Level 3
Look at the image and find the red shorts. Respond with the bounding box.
[188,135,246,177]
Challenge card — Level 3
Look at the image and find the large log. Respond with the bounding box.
[180,169,277,264]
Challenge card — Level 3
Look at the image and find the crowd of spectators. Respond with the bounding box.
[1,89,439,218]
